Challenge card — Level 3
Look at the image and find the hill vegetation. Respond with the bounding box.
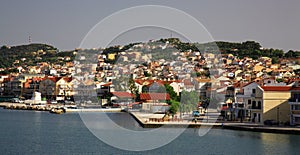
[0,44,75,69]
[1,39,300,72]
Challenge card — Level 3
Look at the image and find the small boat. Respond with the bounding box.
[49,108,65,114]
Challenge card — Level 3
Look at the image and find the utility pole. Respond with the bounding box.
[29,35,31,44]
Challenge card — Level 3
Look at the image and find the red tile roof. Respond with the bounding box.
[140,93,170,100]
[291,87,300,91]
[111,92,134,98]
[43,76,61,83]
[260,86,291,91]
[63,77,72,82]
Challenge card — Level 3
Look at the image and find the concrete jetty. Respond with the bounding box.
[222,123,300,135]
[0,102,122,113]
[130,111,222,128]
[65,108,122,112]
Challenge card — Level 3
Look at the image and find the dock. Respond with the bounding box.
[129,111,222,128]
[222,123,300,135]
[129,111,300,134]
[0,102,122,113]
[65,108,122,112]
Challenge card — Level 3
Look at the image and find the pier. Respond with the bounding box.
[0,102,122,113]
[129,111,222,128]
[129,111,300,134]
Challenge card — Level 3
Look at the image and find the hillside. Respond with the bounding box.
[0,44,75,69]
[1,39,300,72]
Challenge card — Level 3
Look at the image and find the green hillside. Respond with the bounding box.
[0,44,75,69]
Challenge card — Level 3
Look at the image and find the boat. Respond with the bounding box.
[49,108,65,114]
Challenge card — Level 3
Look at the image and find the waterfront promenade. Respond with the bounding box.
[130,111,224,128]
[130,111,300,134]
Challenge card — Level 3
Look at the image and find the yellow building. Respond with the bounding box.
[108,53,116,60]
[253,86,291,124]
[253,65,264,72]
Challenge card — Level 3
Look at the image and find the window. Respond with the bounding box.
[252,89,256,94]
[293,105,300,110]
[295,117,300,124]
[248,99,251,105]
[257,101,262,109]
[252,101,257,109]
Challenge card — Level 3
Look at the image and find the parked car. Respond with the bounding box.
[11,98,24,103]
[65,100,75,104]
[51,100,58,104]
[264,120,279,126]
[192,110,200,117]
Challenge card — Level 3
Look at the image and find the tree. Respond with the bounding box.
[169,99,180,114]
[180,90,199,113]
[272,57,279,64]
[128,78,137,94]
[142,85,149,93]
[144,71,152,77]
[164,84,178,101]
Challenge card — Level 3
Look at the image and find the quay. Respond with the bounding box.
[65,108,122,112]
[222,123,300,135]
[0,102,50,111]
[130,111,222,128]
[0,102,122,113]
[129,111,300,134]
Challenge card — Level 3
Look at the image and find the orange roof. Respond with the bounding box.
[42,76,61,83]
[140,93,170,100]
[195,78,211,83]
[260,86,291,91]
[111,92,134,98]
[63,77,72,82]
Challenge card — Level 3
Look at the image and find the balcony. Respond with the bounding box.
[236,92,244,95]
[251,103,261,110]
[291,110,300,115]
[251,106,261,110]
[289,98,300,104]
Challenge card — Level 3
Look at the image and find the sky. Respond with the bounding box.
[0,0,300,51]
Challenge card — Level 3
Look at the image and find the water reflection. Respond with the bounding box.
[1,109,300,154]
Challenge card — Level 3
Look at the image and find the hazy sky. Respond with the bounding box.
[1,0,300,51]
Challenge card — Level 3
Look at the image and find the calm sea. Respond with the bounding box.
[1,108,300,155]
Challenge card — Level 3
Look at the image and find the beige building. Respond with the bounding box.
[39,77,60,100]
[254,86,291,124]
